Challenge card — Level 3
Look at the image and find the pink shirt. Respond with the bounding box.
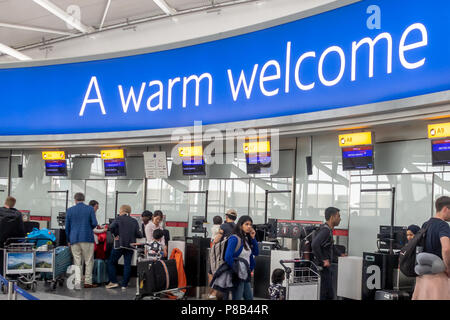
[145,221,165,247]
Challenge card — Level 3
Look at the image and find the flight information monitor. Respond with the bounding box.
[244,140,271,174]
[104,159,127,176]
[45,160,67,176]
[342,146,374,170]
[246,153,271,174]
[182,157,206,175]
[431,139,450,166]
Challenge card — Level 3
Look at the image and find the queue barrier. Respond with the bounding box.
[0,274,39,300]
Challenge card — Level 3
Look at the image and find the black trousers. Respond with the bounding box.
[319,265,336,300]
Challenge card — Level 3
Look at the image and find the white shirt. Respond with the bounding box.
[239,240,252,265]
[211,225,221,242]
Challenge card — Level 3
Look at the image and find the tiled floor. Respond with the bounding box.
[1,277,141,300]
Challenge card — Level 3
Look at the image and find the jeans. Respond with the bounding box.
[107,248,133,287]
[71,242,94,285]
[232,280,253,300]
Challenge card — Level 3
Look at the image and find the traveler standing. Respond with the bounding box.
[106,205,142,290]
[311,207,346,300]
[406,224,420,242]
[213,209,237,244]
[154,210,171,246]
[145,210,166,249]
[0,196,25,275]
[1,196,25,241]
[225,215,259,300]
[65,192,98,289]
[90,200,107,242]
[141,210,153,239]
[412,196,450,300]
[208,215,223,299]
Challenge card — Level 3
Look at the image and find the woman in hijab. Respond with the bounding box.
[406,224,420,242]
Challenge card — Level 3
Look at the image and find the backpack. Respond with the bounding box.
[209,235,241,275]
[399,222,430,277]
[299,224,324,262]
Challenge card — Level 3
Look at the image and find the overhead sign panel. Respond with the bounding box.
[338,132,372,147]
[42,151,65,160]
[101,149,124,159]
[178,146,203,158]
[243,141,271,154]
[0,0,449,136]
[428,122,450,139]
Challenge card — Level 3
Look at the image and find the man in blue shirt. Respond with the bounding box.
[413,196,450,300]
[65,192,98,290]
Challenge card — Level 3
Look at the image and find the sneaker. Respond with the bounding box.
[121,287,127,291]
[208,294,216,299]
[105,282,119,289]
[74,283,81,291]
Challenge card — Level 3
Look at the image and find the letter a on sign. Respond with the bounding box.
[366,265,381,290]
[79,76,107,116]
[366,5,381,30]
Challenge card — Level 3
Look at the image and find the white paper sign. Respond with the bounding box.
[143,152,168,179]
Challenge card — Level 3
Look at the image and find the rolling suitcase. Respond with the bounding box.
[137,259,178,297]
[152,259,178,292]
[93,259,109,284]
[374,290,410,300]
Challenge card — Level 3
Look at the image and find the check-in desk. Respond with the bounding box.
[337,252,415,300]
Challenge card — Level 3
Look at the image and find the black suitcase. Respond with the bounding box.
[374,290,410,300]
[137,259,178,296]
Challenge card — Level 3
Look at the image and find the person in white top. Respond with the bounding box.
[144,210,167,258]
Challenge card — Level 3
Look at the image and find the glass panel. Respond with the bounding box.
[348,173,433,256]
[146,178,189,222]
[106,179,143,221]
[85,180,108,225]
[249,178,292,224]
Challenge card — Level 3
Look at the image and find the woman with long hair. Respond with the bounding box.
[224,215,259,300]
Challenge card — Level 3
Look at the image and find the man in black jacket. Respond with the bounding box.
[106,204,142,290]
[311,207,346,300]
[0,196,25,275]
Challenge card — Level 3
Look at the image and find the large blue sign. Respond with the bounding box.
[0,0,449,135]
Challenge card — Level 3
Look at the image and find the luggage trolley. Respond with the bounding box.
[40,246,72,290]
[279,259,321,300]
[1,238,38,293]
[131,243,189,300]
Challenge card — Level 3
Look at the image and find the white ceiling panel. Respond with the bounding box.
[0,0,258,55]
[166,0,212,11]
[103,0,163,28]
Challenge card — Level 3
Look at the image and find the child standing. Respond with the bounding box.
[146,229,167,261]
[268,268,286,300]
[208,215,223,299]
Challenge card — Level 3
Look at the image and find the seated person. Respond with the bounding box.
[268,268,286,300]
[146,229,168,261]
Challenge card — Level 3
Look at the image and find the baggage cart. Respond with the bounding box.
[1,238,38,293]
[280,259,321,300]
[40,246,71,290]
